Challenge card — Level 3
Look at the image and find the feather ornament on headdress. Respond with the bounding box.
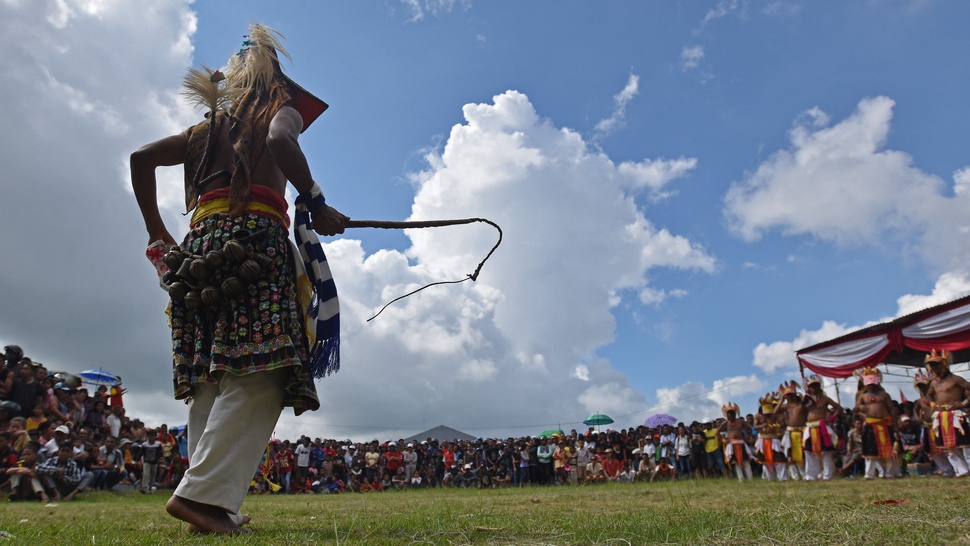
[925,349,953,378]
[759,392,779,412]
[853,366,882,386]
[721,402,740,417]
[913,369,933,388]
[804,374,821,389]
[224,24,290,108]
[779,381,800,397]
[180,66,230,114]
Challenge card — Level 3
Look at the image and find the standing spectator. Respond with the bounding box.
[403,443,418,481]
[274,441,295,493]
[8,360,45,419]
[536,437,554,485]
[105,405,124,439]
[294,437,311,493]
[385,442,404,479]
[140,429,163,494]
[675,425,692,477]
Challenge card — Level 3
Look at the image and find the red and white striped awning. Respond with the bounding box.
[796,294,970,378]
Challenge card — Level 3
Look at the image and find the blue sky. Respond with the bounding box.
[2,0,970,440]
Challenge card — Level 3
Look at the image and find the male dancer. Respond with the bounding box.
[802,375,842,480]
[753,391,786,481]
[773,381,806,480]
[853,367,899,479]
[925,349,970,477]
[718,403,753,481]
[131,24,347,533]
[913,369,955,476]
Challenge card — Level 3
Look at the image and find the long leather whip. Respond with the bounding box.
[344,218,503,321]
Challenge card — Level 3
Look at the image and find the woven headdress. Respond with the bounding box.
[721,402,740,417]
[804,375,821,389]
[925,349,953,377]
[779,380,800,397]
[853,366,882,386]
[759,392,779,412]
[913,369,933,388]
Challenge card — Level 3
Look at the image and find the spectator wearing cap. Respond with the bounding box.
[385,442,404,478]
[42,424,71,458]
[403,443,418,481]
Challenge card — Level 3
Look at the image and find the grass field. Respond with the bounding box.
[2,476,969,545]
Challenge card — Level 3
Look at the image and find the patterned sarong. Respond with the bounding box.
[804,421,836,453]
[756,437,777,465]
[169,186,320,415]
[862,417,895,459]
[724,440,751,464]
[933,409,970,450]
[783,428,804,463]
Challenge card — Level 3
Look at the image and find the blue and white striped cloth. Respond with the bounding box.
[292,186,340,379]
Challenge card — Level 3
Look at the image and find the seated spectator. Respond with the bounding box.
[840,419,864,478]
[391,467,408,490]
[898,416,925,471]
[36,443,82,501]
[651,458,676,483]
[586,457,605,484]
[6,441,47,502]
[617,461,635,483]
[493,465,511,487]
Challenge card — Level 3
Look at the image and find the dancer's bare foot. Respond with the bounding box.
[166,495,250,535]
[187,512,252,533]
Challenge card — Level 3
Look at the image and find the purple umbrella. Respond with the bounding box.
[644,413,678,428]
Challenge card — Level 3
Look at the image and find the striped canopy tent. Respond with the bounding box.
[796,294,970,378]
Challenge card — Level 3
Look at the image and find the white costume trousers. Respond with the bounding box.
[804,451,834,480]
[174,369,286,514]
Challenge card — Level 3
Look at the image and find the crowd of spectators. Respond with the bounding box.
[1,343,944,501]
[0,345,187,501]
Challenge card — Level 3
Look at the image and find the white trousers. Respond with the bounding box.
[946,448,970,477]
[786,461,804,480]
[763,463,787,481]
[804,451,834,480]
[174,369,286,514]
[864,457,899,479]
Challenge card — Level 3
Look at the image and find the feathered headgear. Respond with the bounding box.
[224,24,328,133]
[721,402,740,417]
[913,369,933,388]
[853,366,882,386]
[804,375,821,389]
[779,380,800,397]
[759,392,779,413]
[925,349,953,377]
[181,66,229,114]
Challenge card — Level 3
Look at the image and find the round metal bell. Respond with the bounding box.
[183,291,203,310]
[221,276,245,298]
[163,247,184,270]
[237,259,262,283]
[200,286,223,307]
[168,282,188,301]
[254,253,273,269]
[204,250,226,268]
[175,259,194,280]
[189,259,210,281]
[161,271,177,285]
[222,240,248,264]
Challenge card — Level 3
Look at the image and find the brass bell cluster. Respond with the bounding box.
[161,230,274,310]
